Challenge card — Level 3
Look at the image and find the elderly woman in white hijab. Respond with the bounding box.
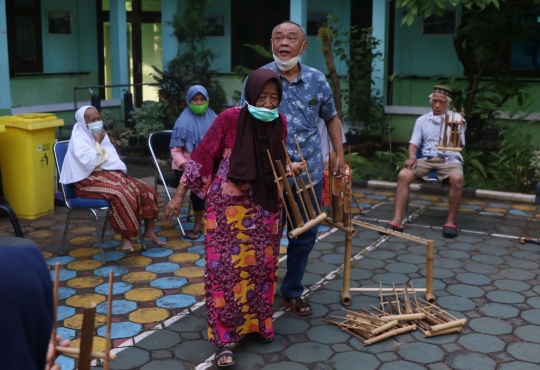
[60,106,165,252]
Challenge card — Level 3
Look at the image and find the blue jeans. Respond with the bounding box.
[280,181,322,300]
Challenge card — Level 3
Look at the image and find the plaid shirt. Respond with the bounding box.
[241,62,337,185]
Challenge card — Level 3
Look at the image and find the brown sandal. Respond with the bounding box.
[281,297,313,316]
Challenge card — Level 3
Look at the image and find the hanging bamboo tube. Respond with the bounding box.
[423,327,462,338]
[275,160,304,228]
[403,284,413,314]
[299,178,317,220]
[369,320,398,336]
[341,230,353,306]
[425,240,435,303]
[78,303,97,370]
[429,319,467,332]
[329,152,342,223]
[380,313,426,321]
[363,325,417,346]
[267,149,293,228]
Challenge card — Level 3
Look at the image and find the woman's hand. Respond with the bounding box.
[286,162,304,177]
[45,336,70,370]
[92,129,106,144]
[165,184,188,220]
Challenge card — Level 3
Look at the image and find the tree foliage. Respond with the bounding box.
[395,0,540,141]
[396,0,502,25]
[152,0,227,119]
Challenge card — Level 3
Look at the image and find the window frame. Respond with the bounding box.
[6,0,44,75]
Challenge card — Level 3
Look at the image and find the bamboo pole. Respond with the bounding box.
[103,270,114,370]
[369,320,398,336]
[288,214,327,239]
[429,319,467,332]
[341,230,353,306]
[363,325,417,346]
[349,287,427,293]
[425,240,435,303]
[56,347,117,361]
[78,303,97,370]
[275,160,304,228]
[403,284,413,314]
[423,327,462,338]
[380,313,426,321]
[299,178,316,219]
[267,149,293,228]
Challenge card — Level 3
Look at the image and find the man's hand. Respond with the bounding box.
[404,158,417,170]
[332,154,346,178]
[287,162,304,176]
[92,129,106,144]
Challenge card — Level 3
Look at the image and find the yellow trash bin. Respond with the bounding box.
[0,113,64,219]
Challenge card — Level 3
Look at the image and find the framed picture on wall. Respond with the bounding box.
[307,14,328,36]
[203,16,226,37]
[422,10,456,34]
[48,11,72,34]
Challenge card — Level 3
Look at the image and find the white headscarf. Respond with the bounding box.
[59,106,127,184]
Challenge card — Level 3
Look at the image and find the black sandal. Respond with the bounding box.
[214,346,235,367]
[183,229,201,240]
[281,297,313,316]
[250,332,273,344]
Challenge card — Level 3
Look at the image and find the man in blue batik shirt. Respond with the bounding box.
[242,20,344,316]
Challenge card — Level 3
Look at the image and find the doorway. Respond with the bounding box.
[98,0,162,107]
[231,0,290,70]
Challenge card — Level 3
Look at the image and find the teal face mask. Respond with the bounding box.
[188,102,209,115]
[247,103,279,122]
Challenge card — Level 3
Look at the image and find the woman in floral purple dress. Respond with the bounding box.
[166,69,287,367]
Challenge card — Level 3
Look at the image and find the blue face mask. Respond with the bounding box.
[87,120,103,134]
[247,103,279,122]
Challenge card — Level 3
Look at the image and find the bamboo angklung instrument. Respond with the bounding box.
[436,107,465,152]
[52,266,117,367]
[266,138,327,239]
[325,146,356,236]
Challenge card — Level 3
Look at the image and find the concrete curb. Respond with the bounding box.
[121,157,538,205]
[353,179,537,204]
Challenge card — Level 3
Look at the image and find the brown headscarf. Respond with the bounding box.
[228,69,285,212]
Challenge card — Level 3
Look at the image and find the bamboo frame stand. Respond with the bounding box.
[321,148,436,306]
[267,137,327,239]
[436,108,465,152]
[51,264,117,370]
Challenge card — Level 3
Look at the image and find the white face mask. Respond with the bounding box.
[272,42,306,72]
[87,120,103,134]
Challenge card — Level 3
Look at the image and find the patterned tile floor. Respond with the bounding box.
[2,165,540,369]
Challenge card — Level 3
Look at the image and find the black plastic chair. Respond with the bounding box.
[0,197,24,238]
[148,131,191,234]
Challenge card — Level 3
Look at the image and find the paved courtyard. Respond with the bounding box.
[2,163,540,369]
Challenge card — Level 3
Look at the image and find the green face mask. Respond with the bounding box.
[188,102,209,115]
